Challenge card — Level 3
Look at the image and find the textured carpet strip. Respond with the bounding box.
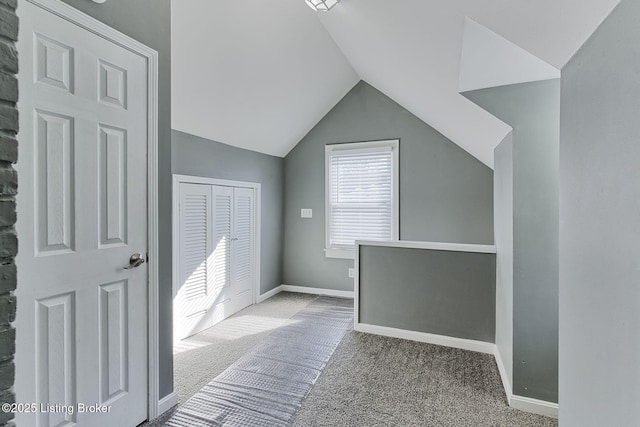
[166,296,353,427]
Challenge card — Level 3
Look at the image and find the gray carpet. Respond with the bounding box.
[292,330,558,427]
[145,292,557,426]
[166,297,353,426]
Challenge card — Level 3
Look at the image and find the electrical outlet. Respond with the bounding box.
[348,268,354,278]
[301,208,313,218]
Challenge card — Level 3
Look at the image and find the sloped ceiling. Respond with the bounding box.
[172,0,619,166]
[171,0,359,157]
[459,18,560,94]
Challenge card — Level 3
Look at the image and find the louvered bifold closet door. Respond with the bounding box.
[212,186,233,306]
[175,182,255,340]
[329,147,394,248]
[231,187,254,311]
[176,183,212,339]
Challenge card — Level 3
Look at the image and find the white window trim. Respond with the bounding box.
[325,139,400,259]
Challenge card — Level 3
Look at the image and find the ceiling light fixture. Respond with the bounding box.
[305,0,339,12]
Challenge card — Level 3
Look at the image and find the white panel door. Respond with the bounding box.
[175,184,254,340]
[16,3,149,427]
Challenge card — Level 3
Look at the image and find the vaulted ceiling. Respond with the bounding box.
[171,0,620,167]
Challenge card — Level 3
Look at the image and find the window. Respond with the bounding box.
[325,140,399,259]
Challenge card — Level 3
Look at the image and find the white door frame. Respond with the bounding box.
[22,0,162,420]
[172,174,262,328]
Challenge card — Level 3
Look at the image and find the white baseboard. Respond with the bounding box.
[257,285,284,302]
[257,284,354,302]
[510,395,558,419]
[157,392,178,417]
[493,347,558,419]
[355,322,496,355]
[494,347,513,400]
[281,284,354,299]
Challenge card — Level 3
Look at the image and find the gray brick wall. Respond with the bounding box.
[0,0,17,425]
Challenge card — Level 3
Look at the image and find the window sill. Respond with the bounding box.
[324,248,355,259]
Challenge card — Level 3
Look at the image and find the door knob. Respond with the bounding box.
[124,253,145,269]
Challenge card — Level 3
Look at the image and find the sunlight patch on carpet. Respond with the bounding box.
[166,297,353,426]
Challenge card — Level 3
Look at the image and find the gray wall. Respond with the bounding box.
[359,246,496,342]
[59,0,174,399]
[283,81,494,291]
[494,133,514,390]
[0,1,18,425]
[172,130,284,295]
[464,79,559,403]
[559,0,640,424]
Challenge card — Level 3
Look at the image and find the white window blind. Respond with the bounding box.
[326,140,399,257]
